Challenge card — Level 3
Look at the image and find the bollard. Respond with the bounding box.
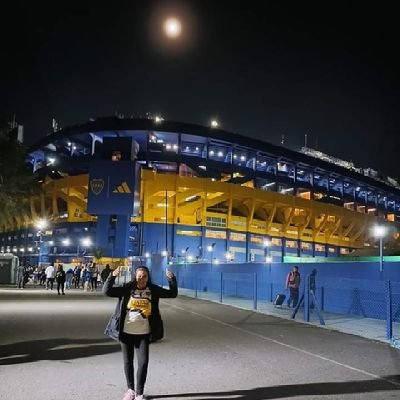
[220,272,223,303]
[253,273,258,310]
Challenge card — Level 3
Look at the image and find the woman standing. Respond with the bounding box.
[55,264,66,295]
[103,266,177,400]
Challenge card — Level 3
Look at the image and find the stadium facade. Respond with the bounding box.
[1,117,400,266]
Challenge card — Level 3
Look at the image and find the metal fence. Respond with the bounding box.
[155,268,400,344]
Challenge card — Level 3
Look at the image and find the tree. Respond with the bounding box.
[0,117,39,228]
[93,247,105,263]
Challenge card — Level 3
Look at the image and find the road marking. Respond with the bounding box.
[168,303,400,388]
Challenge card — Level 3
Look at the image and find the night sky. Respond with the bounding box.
[1,1,399,177]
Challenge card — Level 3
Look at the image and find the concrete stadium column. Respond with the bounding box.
[281,237,286,262]
[95,215,111,255]
[114,215,130,258]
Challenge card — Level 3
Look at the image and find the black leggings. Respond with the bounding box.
[120,334,150,395]
[57,281,65,294]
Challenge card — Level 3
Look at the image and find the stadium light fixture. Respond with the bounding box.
[36,218,48,230]
[81,237,92,247]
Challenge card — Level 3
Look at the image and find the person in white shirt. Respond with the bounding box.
[45,265,55,290]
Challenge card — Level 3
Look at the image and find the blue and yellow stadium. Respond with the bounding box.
[1,116,400,266]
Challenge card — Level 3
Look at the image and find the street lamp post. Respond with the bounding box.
[207,243,216,265]
[373,225,387,274]
[36,219,48,268]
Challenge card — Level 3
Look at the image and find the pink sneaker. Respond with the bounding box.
[122,389,136,400]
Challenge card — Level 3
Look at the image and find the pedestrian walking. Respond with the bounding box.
[101,264,111,284]
[74,265,82,288]
[286,265,301,308]
[103,266,178,400]
[45,264,55,290]
[16,264,26,289]
[55,264,66,295]
[65,267,74,289]
[91,262,99,291]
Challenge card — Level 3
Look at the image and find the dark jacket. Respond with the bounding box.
[55,270,66,283]
[103,272,177,342]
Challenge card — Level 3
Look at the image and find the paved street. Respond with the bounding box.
[0,286,400,400]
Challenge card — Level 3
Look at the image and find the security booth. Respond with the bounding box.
[0,254,19,284]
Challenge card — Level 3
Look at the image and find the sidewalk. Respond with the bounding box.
[178,287,400,344]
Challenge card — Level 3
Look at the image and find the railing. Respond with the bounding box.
[155,268,400,345]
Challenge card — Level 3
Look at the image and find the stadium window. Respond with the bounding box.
[294,208,306,216]
[176,230,202,237]
[340,248,350,255]
[315,244,325,252]
[206,216,227,228]
[230,232,246,242]
[328,247,336,253]
[286,240,298,248]
[271,238,282,246]
[205,230,227,239]
[301,242,312,250]
[250,234,263,244]
[387,214,395,222]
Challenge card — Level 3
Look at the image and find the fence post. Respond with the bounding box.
[320,286,324,311]
[195,274,198,299]
[253,273,258,310]
[385,280,393,340]
[220,272,223,303]
[270,282,273,302]
[304,274,310,322]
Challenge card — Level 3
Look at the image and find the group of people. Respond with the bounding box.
[16,262,113,294]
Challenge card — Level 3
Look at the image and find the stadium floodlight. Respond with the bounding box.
[81,237,92,247]
[62,238,71,246]
[36,218,48,230]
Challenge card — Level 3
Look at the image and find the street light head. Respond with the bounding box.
[62,238,70,246]
[263,239,271,247]
[265,256,272,263]
[161,250,168,257]
[207,245,213,252]
[373,225,387,238]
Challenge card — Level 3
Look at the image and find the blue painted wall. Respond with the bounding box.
[148,260,400,321]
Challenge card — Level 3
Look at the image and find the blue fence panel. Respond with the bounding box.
[391,281,400,340]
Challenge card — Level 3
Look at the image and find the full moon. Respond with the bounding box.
[164,17,182,38]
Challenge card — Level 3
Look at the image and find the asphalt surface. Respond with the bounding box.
[0,286,400,400]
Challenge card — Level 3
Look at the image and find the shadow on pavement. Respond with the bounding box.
[151,376,400,399]
[0,338,119,365]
